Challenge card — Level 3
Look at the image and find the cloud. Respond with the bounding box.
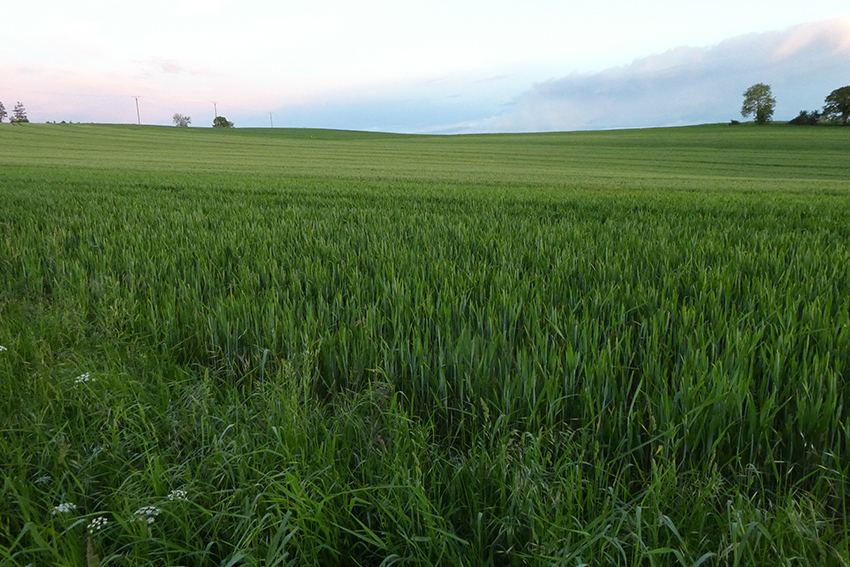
[146,58,212,76]
[469,16,850,133]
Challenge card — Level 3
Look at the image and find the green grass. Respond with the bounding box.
[1,122,849,566]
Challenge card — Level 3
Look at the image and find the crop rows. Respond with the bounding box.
[1,125,850,565]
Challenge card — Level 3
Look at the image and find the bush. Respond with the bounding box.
[213,116,234,128]
[788,110,821,126]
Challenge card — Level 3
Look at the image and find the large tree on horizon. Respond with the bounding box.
[0,101,6,122]
[823,86,850,125]
[741,83,776,124]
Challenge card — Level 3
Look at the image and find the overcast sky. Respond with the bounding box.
[2,1,849,133]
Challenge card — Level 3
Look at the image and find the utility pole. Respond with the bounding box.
[132,96,141,125]
[269,112,273,128]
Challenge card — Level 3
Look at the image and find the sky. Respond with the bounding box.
[2,1,849,133]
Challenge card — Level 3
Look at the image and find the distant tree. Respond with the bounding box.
[0,101,6,122]
[213,116,234,128]
[741,83,776,124]
[172,113,191,127]
[10,101,29,123]
[788,110,822,126]
[823,86,850,125]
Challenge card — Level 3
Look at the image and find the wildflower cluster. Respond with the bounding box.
[167,489,187,501]
[74,372,95,384]
[52,502,77,515]
[87,516,108,534]
[133,506,161,524]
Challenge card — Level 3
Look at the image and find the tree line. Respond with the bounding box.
[4,87,849,128]
[173,113,234,128]
[0,101,234,128]
[741,84,850,126]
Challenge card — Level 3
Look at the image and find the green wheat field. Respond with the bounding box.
[1,123,849,566]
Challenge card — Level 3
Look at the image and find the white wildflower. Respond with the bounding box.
[166,489,187,501]
[52,502,77,515]
[0,345,7,352]
[87,516,108,534]
[133,506,161,524]
[34,474,52,486]
[74,372,95,384]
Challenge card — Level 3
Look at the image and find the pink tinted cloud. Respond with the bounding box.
[0,65,145,122]
[0,60,277,124]
[772,15,850,61]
